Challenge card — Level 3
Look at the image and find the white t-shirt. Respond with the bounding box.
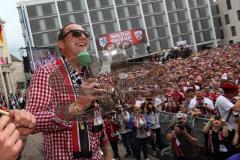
[117,111,131,134]
[188,97,214,110]
[147,112,160,129]
[215,95,238,130]
[154,97,162,107]
[135,100,145,108]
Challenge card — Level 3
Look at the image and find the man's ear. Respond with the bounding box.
[58,40,64,50]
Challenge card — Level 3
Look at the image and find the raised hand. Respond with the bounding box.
[0,115,23,160]
[10,109,36,136]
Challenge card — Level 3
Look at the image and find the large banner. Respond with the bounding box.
[27,47,57,72]
[96,28,146,50]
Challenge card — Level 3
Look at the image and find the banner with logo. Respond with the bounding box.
[96,28,146,50]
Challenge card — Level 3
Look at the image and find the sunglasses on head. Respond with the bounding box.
[59,29,90,40]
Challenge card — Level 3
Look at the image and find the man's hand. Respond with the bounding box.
[68,79,107,115]
[174,125,182,134]
[80,79,107,96]
[10,109,36,136]
[0,115,23,160]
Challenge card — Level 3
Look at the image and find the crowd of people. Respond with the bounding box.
[94,44,240,160]
[1,22,240,160]
[0,92,26,111]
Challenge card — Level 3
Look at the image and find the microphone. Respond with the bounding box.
[77,51,91,66]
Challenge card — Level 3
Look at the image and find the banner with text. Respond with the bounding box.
[96,28,146,50]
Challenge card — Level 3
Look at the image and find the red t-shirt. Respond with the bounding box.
[105,121,119,142]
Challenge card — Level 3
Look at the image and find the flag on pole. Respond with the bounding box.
[0,25,3,43]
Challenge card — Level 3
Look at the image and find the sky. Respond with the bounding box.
[0,0,24,59]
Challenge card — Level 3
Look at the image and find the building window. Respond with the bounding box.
[216,5,220,14]
[226,0,232,10]
[39,19,46,30]
[237,10,240,21]
[229,40,234,44]
[224,14,230,24]
[231,26,237,36]
[36,5,43,16]
[218,17,222,26]
[220,29,224,39]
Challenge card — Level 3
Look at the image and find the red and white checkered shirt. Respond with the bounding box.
[26,62,108,160]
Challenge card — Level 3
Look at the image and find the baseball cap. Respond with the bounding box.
[222,82,238,91]
[176,112,187,119]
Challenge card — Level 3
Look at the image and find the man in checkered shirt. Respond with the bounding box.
[26,23,112,160]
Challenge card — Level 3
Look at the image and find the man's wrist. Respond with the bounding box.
[68,101,84,115]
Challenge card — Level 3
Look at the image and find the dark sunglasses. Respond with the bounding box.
[59,29,90,40]
[213,116,221,120]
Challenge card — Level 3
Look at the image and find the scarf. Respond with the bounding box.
[208,129,226,153]
[171,132,182,157]
[135,115,146,133]
[56,57,92,159]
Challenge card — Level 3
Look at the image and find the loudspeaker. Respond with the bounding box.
[23,56,31,73]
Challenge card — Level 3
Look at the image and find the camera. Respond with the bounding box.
[196,105,202,109]
[177,122,185,130]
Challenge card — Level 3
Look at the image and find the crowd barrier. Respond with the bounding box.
[158,111,209,157]
[159,111,209,133]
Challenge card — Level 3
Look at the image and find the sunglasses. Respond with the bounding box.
[213,116,221,120]
[59,29,90,40]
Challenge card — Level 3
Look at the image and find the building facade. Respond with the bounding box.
[0,18,15,107]
[216,0,240,45]
[10,54,26,95]
[17,0,220,66]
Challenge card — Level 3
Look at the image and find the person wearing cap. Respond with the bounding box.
[26,23,112,160]
[166,112,200,160]
[216,82,240,131]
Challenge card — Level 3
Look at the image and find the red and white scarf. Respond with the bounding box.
[208,129,225,153]
[171,132,182,157]
[56,57,91,158]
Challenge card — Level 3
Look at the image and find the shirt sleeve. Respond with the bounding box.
[124,111,130,121]
[26,68,70,134]
[188,98,196,110]
[216,97,234,112]
[205,98,214,109]
[146,114,153,128]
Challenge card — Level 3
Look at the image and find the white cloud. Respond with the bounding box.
[0,0,24,59]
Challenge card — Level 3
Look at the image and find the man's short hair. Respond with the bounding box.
[58,23,77,41]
